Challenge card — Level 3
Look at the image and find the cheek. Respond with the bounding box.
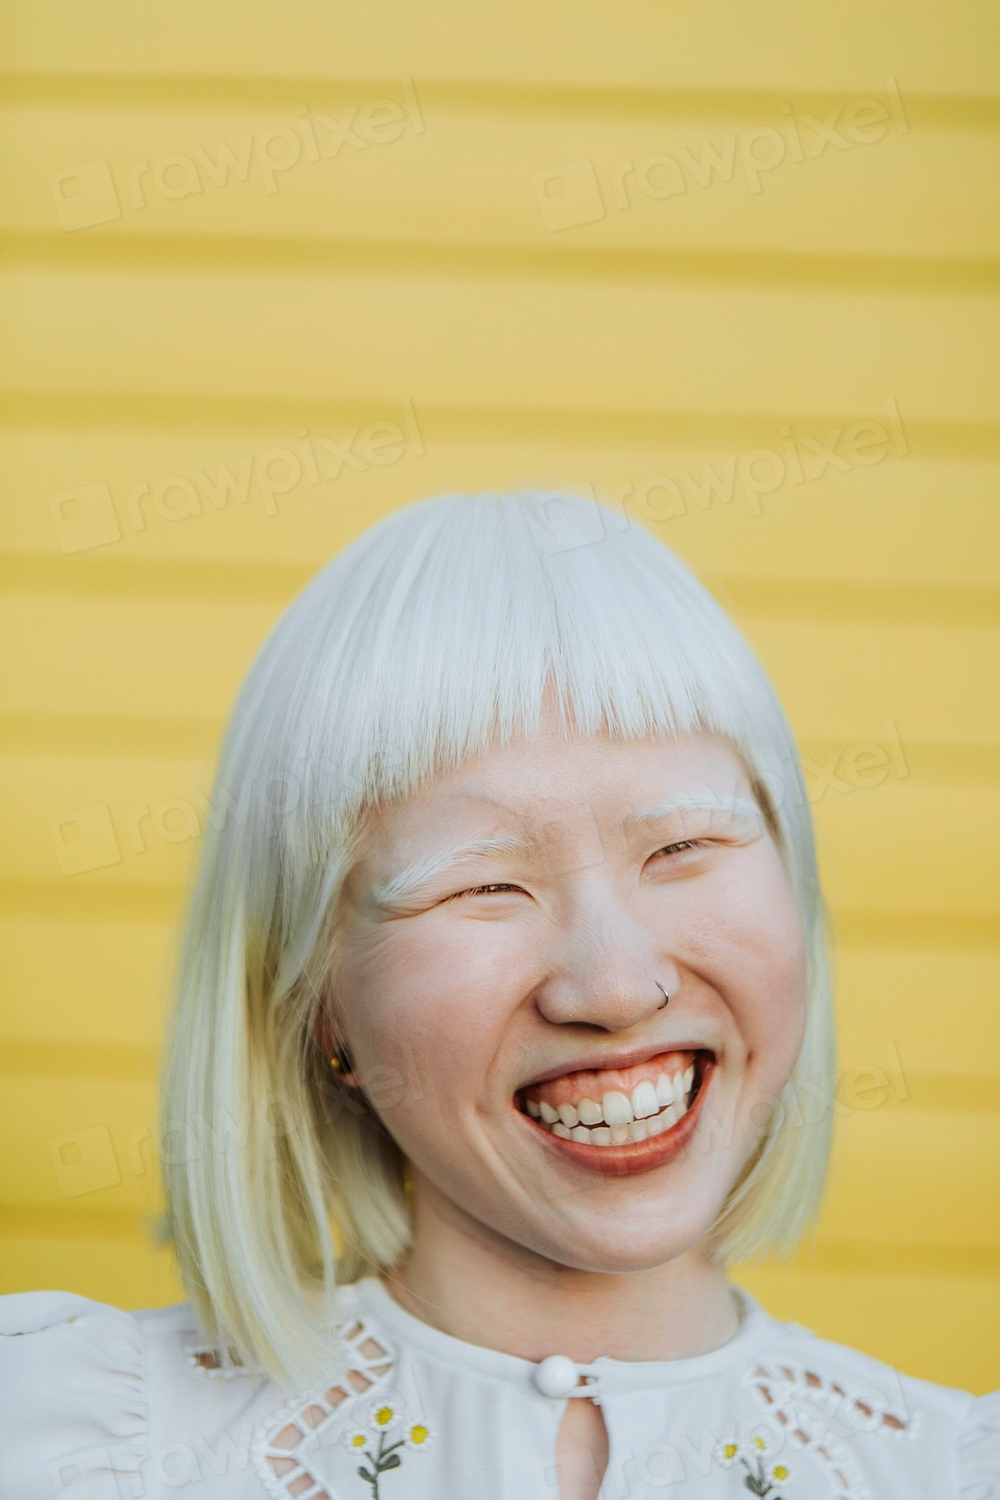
[732,859,808,1071]
[692,850,807,1071]
[337,919,523,1106]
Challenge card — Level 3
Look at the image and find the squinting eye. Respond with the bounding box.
[456,882,521,897]
[653,839,704,857]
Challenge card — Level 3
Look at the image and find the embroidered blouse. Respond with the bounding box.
[1,1279,997,1499]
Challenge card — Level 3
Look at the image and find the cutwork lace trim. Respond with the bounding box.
[252,1317,395,1500]
[748,1354,916,1500]
[183,1342,254,1380]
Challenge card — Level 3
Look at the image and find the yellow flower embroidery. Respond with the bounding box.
[720,1438,793,1496]
[349,1405,433,1497]
[370,1403,401,1431]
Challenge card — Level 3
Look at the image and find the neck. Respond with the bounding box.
[384,1172,741,1365]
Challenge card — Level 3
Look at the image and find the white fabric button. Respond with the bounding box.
[533,1354,578,1398]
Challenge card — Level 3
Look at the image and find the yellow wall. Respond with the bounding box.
[1,0,998,1394]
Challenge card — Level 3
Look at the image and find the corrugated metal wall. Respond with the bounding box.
[1,1,997,1391]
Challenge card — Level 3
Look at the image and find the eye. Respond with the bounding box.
[452,881,523,898]
[650,839,706,858]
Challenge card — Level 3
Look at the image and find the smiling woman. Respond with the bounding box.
[1,493,996,1500]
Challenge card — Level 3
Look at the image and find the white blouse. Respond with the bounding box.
[1,1279,997,1499]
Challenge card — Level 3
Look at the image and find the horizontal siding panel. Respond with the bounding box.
[0,915,172,1045]
[835,948,1000,1080]
[3,268,998,423]
[0,877,184,924]
[1,1074,160,1216]
[0,1218,183,1310]
[819,1106,1000,1248]
[0,595,277,718]
[2,1,996,94]
[5,102,998,261]
[0,753,213,887]
[3,1040,159,1081]
[812,783,1000,914]
[745,619,1000,745]
[4,427,1000,590]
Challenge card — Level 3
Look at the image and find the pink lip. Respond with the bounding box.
[520,1058,715,1177]
[519,1040,716,1092]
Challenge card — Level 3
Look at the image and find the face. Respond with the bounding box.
[333,727,807,1273]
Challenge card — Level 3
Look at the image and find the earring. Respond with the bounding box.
[329,1044,355,1076]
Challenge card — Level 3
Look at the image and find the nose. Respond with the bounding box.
[533,900,682,1033]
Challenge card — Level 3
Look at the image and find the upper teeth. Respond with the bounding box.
[525,1067,696,1146]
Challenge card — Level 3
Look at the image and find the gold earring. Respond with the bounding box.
[329,1044,354,1076]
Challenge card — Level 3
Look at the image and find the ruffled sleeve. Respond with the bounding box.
[0,1291,146,1500]
[960,1391,1000,1499]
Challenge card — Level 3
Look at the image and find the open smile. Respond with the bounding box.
[516,1049,714,1175]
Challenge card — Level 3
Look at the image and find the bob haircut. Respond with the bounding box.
[161,491,834,1389]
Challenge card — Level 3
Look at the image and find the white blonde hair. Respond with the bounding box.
[161,492,833,1388]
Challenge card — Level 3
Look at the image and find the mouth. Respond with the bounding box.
[516,1048,713,1175]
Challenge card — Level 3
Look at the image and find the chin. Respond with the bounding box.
[511,1171,730,1277]
[557,1234,711,1276]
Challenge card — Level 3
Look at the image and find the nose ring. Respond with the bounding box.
[656,982,670,1009]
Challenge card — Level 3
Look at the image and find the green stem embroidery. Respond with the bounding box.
[740,1453,785,1498]
[357,1432,405,1499]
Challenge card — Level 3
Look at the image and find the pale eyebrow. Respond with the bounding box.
[626,794,763,837]
[372,833,535,912]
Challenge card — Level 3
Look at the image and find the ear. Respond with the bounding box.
[311,1003,337,1059]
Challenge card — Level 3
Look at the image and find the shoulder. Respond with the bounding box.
[0,1288,150,1396]
[751,1310,998,1494]
[0,1286,210,1383]
[0,1286,395,1500]
[0,1291,149,1498]
[958,1388,1000,1497]
[0,1291,270,1500]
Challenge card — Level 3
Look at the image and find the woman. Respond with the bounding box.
[2,493,996,1499]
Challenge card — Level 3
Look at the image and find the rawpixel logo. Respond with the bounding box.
[533,161,605,231]
[49,804,122,875]
[49,160,122,230]
[48,81,424,229]
[49,482,122,553]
